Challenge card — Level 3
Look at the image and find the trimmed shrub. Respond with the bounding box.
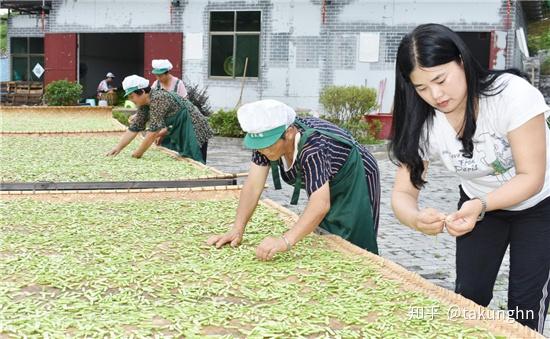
[319,85,378,122]
[44,80,83,106]
[209,109,244,137]
[112,109,132,127]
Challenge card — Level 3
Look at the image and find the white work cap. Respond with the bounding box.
[152,59,173,74]
[237,99,296,149]
[122,75,150,96]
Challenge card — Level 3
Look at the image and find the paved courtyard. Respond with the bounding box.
[206,136,549,336]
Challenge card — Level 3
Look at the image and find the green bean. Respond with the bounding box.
[0,135,213,182]
[0,198,504,337]
[0,112,124,132]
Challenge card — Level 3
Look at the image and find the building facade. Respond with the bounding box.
[4,0,531,112]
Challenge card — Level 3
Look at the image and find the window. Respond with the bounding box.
[10,37,45,81]
[209,11,260,78]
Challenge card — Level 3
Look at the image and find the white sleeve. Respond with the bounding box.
[419,122,435,161]
[97,80,108,92]
[501,75,550,132]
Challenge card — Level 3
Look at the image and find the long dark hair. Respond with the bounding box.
[389,23,524,189]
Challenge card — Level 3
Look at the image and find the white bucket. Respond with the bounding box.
[98,100,108,107]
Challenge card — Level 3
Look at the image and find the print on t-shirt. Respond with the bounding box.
[475,132,514,183]
[440,131,514,184]
[423,73,550,210]
[443,150,479,174]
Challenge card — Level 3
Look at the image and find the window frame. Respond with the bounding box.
[10,37,45,82]
[208,10,261,80]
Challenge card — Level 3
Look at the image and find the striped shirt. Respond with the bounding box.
[252,116,380,232]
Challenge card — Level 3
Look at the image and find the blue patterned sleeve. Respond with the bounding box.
[251,150,270,166]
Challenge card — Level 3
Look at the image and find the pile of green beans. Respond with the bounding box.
[0,198,498,338]
[1,136,213,182]
[0,112,124,132]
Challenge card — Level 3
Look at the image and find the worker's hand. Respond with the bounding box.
[255,236,288,261]
[131,150,143,159]
[128,114,137,124]
[206,227,243,248]
[105,147,121,157]
[413,208,446,235]
[155,127,169,146]
[445,199,481,237]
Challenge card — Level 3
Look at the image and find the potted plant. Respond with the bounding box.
[364,112,393,140]
[363,79,392,140]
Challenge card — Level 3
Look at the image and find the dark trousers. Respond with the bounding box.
[201,142,208,163]
[455,186,550,333]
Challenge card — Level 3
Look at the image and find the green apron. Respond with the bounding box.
[160,92,205,163]
[271,121,378,254]
[155,78,181,93]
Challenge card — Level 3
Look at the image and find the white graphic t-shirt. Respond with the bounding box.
[421,73,550,211]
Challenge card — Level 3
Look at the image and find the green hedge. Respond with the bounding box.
[319,85,378,122]
[527,17,550,54]
[209,109,244,138]
[112,110,132,127]
[44,80,83,106]
[0,14,7,54]
[318,85,381,144]
[115,104,381,144]
[322,116,382,145]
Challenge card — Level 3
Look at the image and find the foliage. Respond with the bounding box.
[319,85,378,122]
[112,109,132,127]
[322,116,382,145]
[527,19,550,54]
[541,56,550,75]
[0,14,7,55]
[296,110,314,118]
[209,109,244,138]
[44,80,83,106]
[114,88,127,107]
[362,118,384,144]
[185,81,213,117]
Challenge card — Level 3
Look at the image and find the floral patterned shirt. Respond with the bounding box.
[128,89,213,145]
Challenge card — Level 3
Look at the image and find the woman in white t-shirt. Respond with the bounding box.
[389,23,550,333]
